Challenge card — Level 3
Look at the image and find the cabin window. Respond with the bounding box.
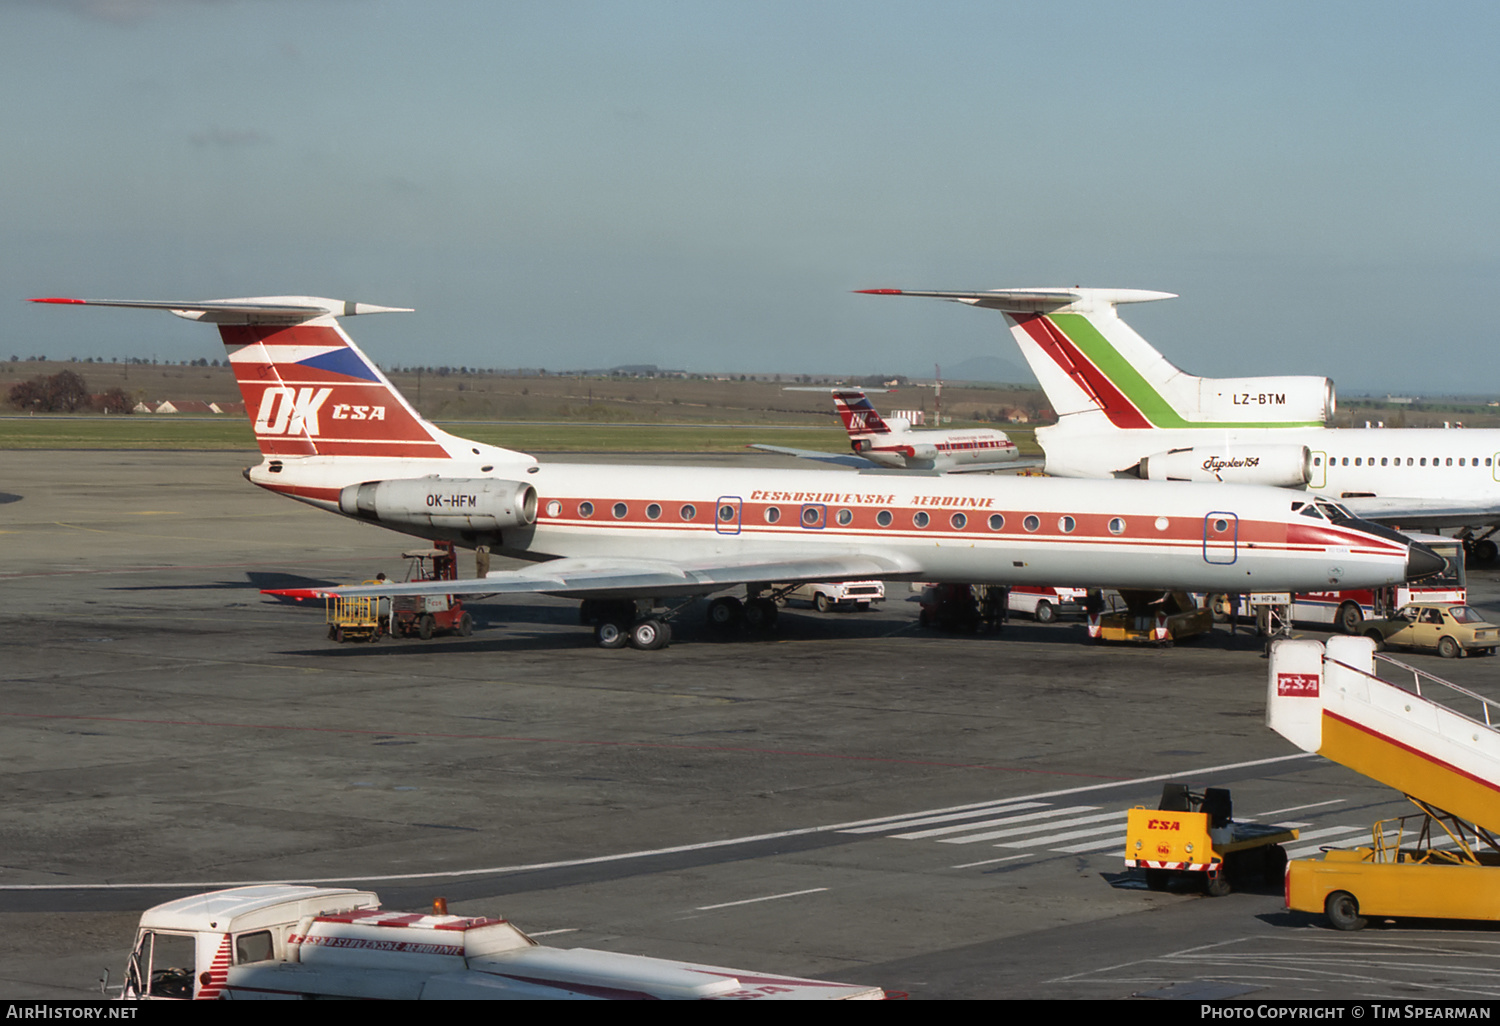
[1446,458,1453,466]
[802,506,823,527]
[1341,457,1349,466]
[1381,458,1388,466]
[680,504,697,521]
[645,503,661,520]
[545,499,561,518]
[717,504,736,523]
[1058,515,1076,533]
[1354,458,1361,466]
[764,506,781,524]
[1213,518,1230,533]
[578,501,594,518]
[836,508,853,526]
[1407,458,1414,466]
[1108,517,1126,535]
[1313,457,1321,466]
[612,502,628,519]
[988,513,1005,531]
[950,512,967,529]
[876,510,893,527]
[235,931,275,965]
[913,511,930,528]
[1155,517,1170,531]
[1420,458,1427,466]
[1023,515,1040,532]
[1460,458,1466,467]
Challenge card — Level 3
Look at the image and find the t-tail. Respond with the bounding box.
[856,288,1336,431]
[30,296,533,466]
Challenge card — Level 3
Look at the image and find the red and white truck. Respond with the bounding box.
[117,886,886,1001]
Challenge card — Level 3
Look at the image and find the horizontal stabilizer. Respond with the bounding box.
[855,288,1176,313]
[29,296,411,325]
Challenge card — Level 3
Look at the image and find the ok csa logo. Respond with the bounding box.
[254,386,332,436]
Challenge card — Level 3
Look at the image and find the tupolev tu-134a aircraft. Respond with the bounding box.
[34,295,1443,650]
[751,387,1022,472]
[860,287,1500,563]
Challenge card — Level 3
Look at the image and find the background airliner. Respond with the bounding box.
[752,387,1021,472]
[860,287,1500,564]
[35,294,1439,649]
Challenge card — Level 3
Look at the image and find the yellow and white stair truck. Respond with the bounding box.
[1269,636,1500,930]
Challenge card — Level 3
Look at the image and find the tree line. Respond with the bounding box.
[7,370,133,414]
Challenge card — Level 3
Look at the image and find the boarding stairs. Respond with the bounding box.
[1267,636,1500,838]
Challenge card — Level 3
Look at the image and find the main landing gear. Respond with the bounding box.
[578,599,676,651]
[578,586,790,650]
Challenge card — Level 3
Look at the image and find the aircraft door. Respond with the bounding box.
[1310,451,1328,489]
[715,496,742,535]
[1203,512,1239,565]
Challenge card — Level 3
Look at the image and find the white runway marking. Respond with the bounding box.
[0,751,1319,890]
[696,888,828,910]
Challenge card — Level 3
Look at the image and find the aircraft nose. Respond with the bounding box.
[1405,541,1446,581]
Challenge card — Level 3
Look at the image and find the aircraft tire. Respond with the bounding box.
[707,596,743,630]
[629,618,668,650]
[595,619,629,649]
[744,598,778,630]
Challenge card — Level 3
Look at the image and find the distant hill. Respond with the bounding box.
[929,355,1033,385]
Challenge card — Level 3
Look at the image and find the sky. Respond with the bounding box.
[3,0,1498,393]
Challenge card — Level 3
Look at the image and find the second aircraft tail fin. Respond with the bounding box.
[857,288,1335,430]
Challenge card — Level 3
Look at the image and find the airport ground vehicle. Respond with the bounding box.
[1125,784,1297,895]
[1360,602,1500,658]
[1269,636,1500,931]
[1007,585,1085,623]
[780,579,884,612]
[1088,590,1213,645]
[390,544,472,640]
[320,542,471,642]
[118,886,886,1000]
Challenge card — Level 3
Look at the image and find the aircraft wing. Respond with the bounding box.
[295,551,924,603]
[1334,495,1500,530]
[747,443,876,469]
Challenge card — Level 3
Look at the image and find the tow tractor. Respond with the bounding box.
[114,886,887,1000]
[1125,783,1298,895]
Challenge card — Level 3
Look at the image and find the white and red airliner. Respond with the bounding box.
[34,295,1442,649]
[753,387,1021,472]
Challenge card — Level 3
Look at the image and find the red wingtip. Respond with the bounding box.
[29,297,86,304]
[262,587,326,601]
[854,288,903,295]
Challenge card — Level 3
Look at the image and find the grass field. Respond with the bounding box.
[0,415,1042,455]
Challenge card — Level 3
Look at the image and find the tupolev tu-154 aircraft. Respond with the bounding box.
[751,387,1022,472]
[859,287,1500,564]
[34,294,1443,650]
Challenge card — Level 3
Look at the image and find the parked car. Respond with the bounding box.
[1007,586,1087,623]
[1361,603,1500,658]
[781,580,885,612]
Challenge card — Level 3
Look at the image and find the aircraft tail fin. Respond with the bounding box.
[31,296,529,463]
[856,288,1334,430]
